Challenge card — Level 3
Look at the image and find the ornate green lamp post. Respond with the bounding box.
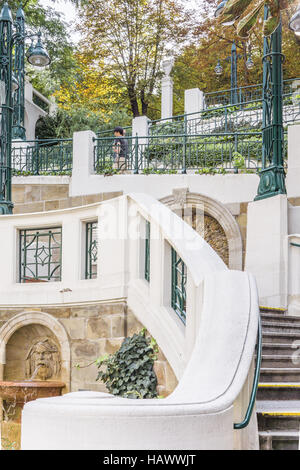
[215,0,299,201]
[214,42,243,104]
[12,4,25,140]
[0,2,50,214]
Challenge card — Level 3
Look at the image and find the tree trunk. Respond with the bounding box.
[128,85,140,117]
[130,99,140,118]
[140,88,148,116]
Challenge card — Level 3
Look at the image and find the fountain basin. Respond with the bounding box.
[0,381,65,404]
[0,380,65,450]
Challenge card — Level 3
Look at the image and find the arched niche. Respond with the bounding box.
[0,311,70,391]
[160,189,243,271]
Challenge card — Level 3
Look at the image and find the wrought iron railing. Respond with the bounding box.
[85,221,98,280]
[12,138,73,175]
[19,226,62,283]
[204,77,300,109]
[93,132,287,174]
[96,125,132,138]
[149,98,300,137]
[144,220,150,282]
[171,247,187,324]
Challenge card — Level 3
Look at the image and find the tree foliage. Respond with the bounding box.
[171,0,300,114]
[8,0,79,97]
[77,0,194,117]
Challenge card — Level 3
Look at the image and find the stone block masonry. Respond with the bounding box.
[12,181,122,214]
[0,302,177,398]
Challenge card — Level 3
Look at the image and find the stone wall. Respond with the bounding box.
[234,202,248,269]
[0,302,178,398]
[12,183,122,214]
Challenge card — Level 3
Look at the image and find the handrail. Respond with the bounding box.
[290,242,300,248]
[204,77,300,98]
[233,315,262,430]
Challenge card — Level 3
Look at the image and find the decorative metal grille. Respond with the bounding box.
[171,247,187,324]
[11,139,73,175]
[85,221,98,279]
[19,227,62,283]
[144,220,150,282]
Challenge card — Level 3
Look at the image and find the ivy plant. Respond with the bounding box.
[91,329,159,399]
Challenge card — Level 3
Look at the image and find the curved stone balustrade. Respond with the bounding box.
[0,193,260,450]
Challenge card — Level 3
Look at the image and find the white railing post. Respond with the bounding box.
[132,116,149,140]
[161,57,174,120]
[184,88,204,134]
[70,130,96,197]
[245,195,288,308]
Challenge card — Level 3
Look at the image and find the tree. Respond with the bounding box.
[77,0,194,117]
[7,0,80,98]
[171,0,300,114]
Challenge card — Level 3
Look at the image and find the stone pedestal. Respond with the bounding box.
[245,194,288,308]
[161,76,173,120]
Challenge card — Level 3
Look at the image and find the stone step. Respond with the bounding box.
[261,313,300,325]
[261,355,300,368]
[257,383,300,400]
[259,431,299,450]
[262,321,300,334]
[261,343,297,355]
[260,307,287,314]
[259,367,300,382]
[257,400,300,432]
[257,413,300,432]
[262,331,300,345]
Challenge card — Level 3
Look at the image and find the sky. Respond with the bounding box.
[39,0,81,43]
[39,0,205,44]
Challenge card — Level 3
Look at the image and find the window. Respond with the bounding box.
[85,221,98,279]
[171,247,187,324]
[19,227,62,283]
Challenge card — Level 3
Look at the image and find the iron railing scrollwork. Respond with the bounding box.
[171,247,187,324]
[19,227,62,283]
[85,221,98,280]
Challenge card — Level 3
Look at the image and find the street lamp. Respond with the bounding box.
[214,0,295,201]
[0,3,50,214]
[12,6,50,141]
[215,42,242,104]
[215,59,223,75]
[246,52,254,70]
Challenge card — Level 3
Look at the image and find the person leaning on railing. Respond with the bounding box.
[113,127,128,171]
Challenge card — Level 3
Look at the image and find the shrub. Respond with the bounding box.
[78,329,159,399]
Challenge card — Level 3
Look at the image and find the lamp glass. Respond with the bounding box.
[215,61,223,75]
[27,36,51,67]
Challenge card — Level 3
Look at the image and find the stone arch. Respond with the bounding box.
[160,189,243,270]
[0,311,70,390]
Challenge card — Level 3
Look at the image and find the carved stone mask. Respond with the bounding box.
[25,338,61,381]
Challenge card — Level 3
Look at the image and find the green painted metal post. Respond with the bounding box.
[34,138,40,175]
[12,4,26,140]
[255,6,286,201]
[134,133,139,174]
[182,115,187,174]
[231,42,238,105]
[0,3,14,214]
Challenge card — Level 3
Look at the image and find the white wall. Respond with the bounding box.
[16,194,259,450]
